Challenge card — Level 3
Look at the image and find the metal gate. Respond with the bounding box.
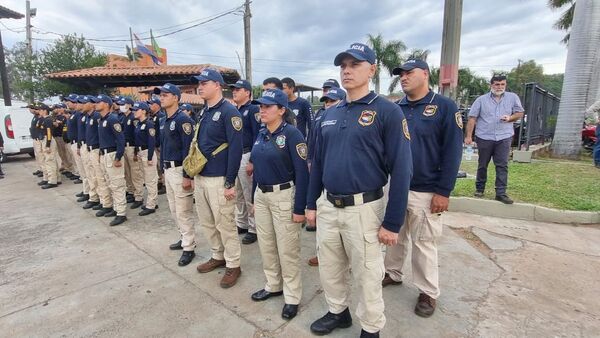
[517,83,560,150]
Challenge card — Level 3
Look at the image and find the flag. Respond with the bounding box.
[133,33,161,65]
[150,31,163,59]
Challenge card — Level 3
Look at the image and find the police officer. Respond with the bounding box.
[77,96,100,208]
[154,83,196,267]
[191,69,243,288]
[248,89,309,320]
[180,103,194,119]
[148,97,167,195]
[281,77,312,138]
[117,97,144,208]
[83,95,112,212]
[38,103,61,189]
[382,59,463,318]
[52,103,76,179]
[262,77,283,90]
[230,79,261,244]
[94,94,128,226]
[132,101,159,216]
[29,104,44,178]
[65,94,85,187]
[305,86,345,267]
[306,43,412,337]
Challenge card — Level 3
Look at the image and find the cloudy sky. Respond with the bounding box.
[0,0,569,93]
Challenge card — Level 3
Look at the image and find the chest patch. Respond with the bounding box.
[169,121,176,131]
[102,120,107,127]
[81,116,85,122]
[212,111,221,121]
[89,119,94,126]
[358,110,376,126]
[292,109,299,116]
[243,109,248,117]
[275,134,286,148]
[141,124,146,130]
[127,119,131,125]
[423,105,438,117]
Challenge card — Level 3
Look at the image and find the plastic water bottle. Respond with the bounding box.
[465,145,474,160]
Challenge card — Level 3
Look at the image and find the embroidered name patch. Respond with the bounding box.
[321,120,337,127]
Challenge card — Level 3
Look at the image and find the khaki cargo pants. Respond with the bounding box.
[102,152,127,216]
[42,138,60,184]
[71,143,88,194]
[384,191,443,299]
[254,185,302,304]
[235,152,256,233]
[316,195,386,333]
[124,145,144,201]
[80,145,99,203]
[165,166,196,251]
[139,150,159,209]
[89,148,112,209]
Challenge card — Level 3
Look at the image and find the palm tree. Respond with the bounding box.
[366,33,406,94]
[551,0,600,158]
[548,0,576,44]
[388,48,431,93]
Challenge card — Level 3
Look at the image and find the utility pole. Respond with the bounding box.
[243,0,252,83]
[25,0,34,103]
[439,0,463,101]
[129,27,136,64]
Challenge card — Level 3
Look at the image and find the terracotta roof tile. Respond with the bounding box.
[47,64,237,79]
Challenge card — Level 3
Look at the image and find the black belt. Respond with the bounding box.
[243,147,251,154]
[326,188,384,208]
[87,145,99,151]
[163,161,183,169]
[139,146,148,151]
[258,182,292,193]
[100,147,116,155]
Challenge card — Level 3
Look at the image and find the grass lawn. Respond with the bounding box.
[453,155,600,211]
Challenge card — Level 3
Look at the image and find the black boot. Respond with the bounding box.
[310,308,353,335]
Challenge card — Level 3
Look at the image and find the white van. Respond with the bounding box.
[0,99,34,157]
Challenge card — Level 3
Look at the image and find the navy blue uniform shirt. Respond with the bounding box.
[196,98,243,184]
[42,116,53,147]
[52,115,64,137]
[238,100,262,149]
[134,118,156,161]
[119,113,136,145]
[397,90,463,197]
[77,113,88,146]
[251,123,309,215]
[307,106,326,161]
[288,96,313,139]
[161,109,194,178]
[67,111,80,143]
[307,91,412,233]
[85,112,101,147]
[98,113,125,161]
[30,115,39,140]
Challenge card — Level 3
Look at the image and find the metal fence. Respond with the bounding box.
[517,82,560,150]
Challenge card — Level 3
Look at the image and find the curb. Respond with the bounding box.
[449,197,600,224]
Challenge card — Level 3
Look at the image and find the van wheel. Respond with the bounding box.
[28,152,35,158]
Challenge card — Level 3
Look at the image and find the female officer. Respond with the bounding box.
[249,89,309,320]
[132,101,159,216]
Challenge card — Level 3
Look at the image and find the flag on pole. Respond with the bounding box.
[133,33,161,65]
[150,31,163,59]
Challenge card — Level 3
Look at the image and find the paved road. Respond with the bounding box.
[1,155,599,337]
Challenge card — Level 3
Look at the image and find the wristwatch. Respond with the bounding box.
[224,181,235,189]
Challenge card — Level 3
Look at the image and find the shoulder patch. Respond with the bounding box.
[133,119,139,126]
[358,110,376,126]
[149,128,156,136]
[113,122,122,133]
[231,116,242,131]
[296,143,307,160]
[402,118,410,140]
[182,122,192,135]
[455,112,463,129]
[254,112,261,123]
[423,105,438,117]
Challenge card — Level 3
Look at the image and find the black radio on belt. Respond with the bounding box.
[327,188,384,208]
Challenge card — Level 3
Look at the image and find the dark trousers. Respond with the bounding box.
[475,136,512,196]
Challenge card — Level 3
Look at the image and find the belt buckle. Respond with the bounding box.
[332,196,344,208]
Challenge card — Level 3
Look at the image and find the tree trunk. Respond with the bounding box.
[552,0,600,158]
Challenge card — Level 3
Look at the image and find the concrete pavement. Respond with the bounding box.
[1,155,599,337]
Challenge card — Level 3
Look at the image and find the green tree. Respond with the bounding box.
[456,68,488,106]
[6,34,107,102]
[548,0,576,44]
[366,33,406,94]
[541,73,564,96]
